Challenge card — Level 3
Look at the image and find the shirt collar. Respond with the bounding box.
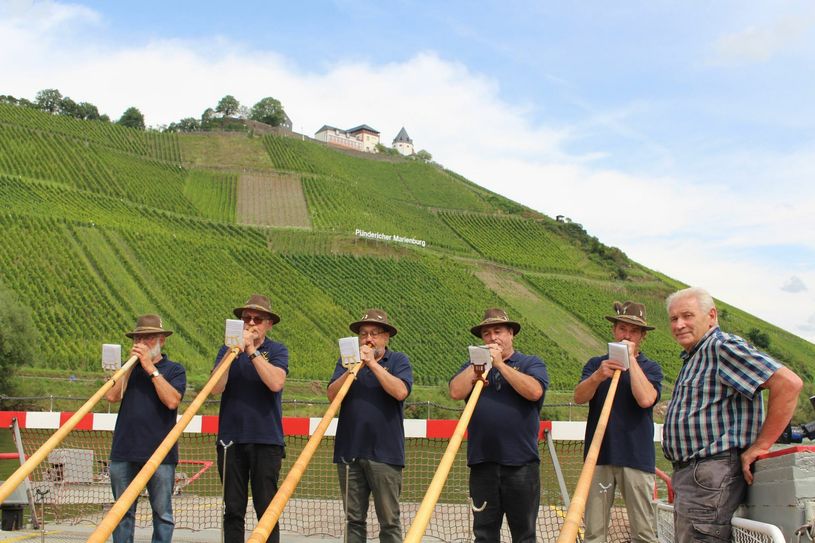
[680,326,719,362]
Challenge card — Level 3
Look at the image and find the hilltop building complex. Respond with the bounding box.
[315,124,416,155]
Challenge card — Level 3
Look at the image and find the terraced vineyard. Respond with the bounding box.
[0,103,813,398]
[302,175,472,253]
[184,170,237,223]
[284,254,580,386]
[441,212,605,275]
[0,103,181,161]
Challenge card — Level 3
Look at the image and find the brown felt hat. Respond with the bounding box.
[349,308,398,337]
[605,301,655,331]
[470,308,521,338]
[125,314,173,338]
[233,294,281,325]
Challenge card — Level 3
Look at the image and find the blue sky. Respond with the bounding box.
[2,0,814,342]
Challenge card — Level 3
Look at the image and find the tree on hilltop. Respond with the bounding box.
[166,117,201,132]
[58,96,79,117]
[117,106,145,130]
[35,88,63,113]
[416,149,432,161]
[76,101,102,121]
[250,96,287,126]
[216,95,240,117]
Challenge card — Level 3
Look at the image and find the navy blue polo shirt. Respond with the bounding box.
[453,351,549,466]
[581,353,663,472]
[110,355,186,464]
[215,338,289,446]
[331,349,413,467]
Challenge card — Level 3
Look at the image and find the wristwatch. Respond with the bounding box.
[150,369,160,379]
[251,351,263,360]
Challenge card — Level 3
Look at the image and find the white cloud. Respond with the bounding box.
[711,11,815,65]
[1,1,814,344]
[782,276,807,293]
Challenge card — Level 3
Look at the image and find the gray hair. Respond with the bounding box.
[666,287,716,313]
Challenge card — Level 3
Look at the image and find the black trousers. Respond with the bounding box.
[469,462,540,543]
[217,443,284,543]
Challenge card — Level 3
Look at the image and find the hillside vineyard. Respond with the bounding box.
[0,103,813,390]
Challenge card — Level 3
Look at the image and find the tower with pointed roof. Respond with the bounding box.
[392,127,414,156]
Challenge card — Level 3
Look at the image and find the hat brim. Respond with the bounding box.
[125,329,173,338]
[470,321,521,338]
[233,306,281,325]
[605,315,655,331]
[349,320,398,337]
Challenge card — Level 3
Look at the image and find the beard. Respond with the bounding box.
[148,341,162,359]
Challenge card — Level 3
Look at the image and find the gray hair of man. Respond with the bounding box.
[665,287,716,314]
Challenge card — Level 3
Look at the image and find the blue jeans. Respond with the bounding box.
[109,461,175,543]
[469,462,540,543]
[336,459,403,543]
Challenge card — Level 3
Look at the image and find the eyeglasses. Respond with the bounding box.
[358,330,386,339]
[134,333,161,342]
[242,315,268,325]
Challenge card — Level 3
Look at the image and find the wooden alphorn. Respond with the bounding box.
[0,355,139,504]
[87,347,241,543]
[556,369,621,543]
[246,361,364,543]
[403,365,489,543]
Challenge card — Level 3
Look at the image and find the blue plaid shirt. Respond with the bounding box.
[662,327,780,463]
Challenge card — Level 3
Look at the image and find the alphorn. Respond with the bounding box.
[246,361,364,543]
[0,354,139,504]
[556,369,621,543]
[403,365,489,543]
[87,347,241,543]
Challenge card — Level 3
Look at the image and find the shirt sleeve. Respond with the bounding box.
[642,358,663,403]
[580,357,602,382]
[392,353,413,395]
[449,360,471,385]
[717,336,780,398]
[328,357,345,384]
[166,363,187,398]
[213,345,228,370]
[525,356,550,391]
[268,342,289,374]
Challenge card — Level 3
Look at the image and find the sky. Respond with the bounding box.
[2,0,814,343]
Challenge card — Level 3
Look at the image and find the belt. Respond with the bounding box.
[671,448,741,471]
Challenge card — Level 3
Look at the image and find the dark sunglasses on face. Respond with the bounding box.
[242,315,268,325]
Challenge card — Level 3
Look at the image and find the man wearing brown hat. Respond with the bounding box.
[327,308,413,543]
[212,294,288,543]
[573,301,663,543]
[449,308,549,543]
[105,315,186,543]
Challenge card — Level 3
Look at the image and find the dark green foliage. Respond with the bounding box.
[250,97,286,126]
[117,106,145,130]
[374,143,400,157]
[35,88,63,113]
[415,149,432,161]
[746,328,771,349]
[166,117,201,132]
[0,289,38,394]
[215,95,240,117]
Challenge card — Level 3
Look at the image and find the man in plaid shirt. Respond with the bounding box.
[663,287,802,543]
